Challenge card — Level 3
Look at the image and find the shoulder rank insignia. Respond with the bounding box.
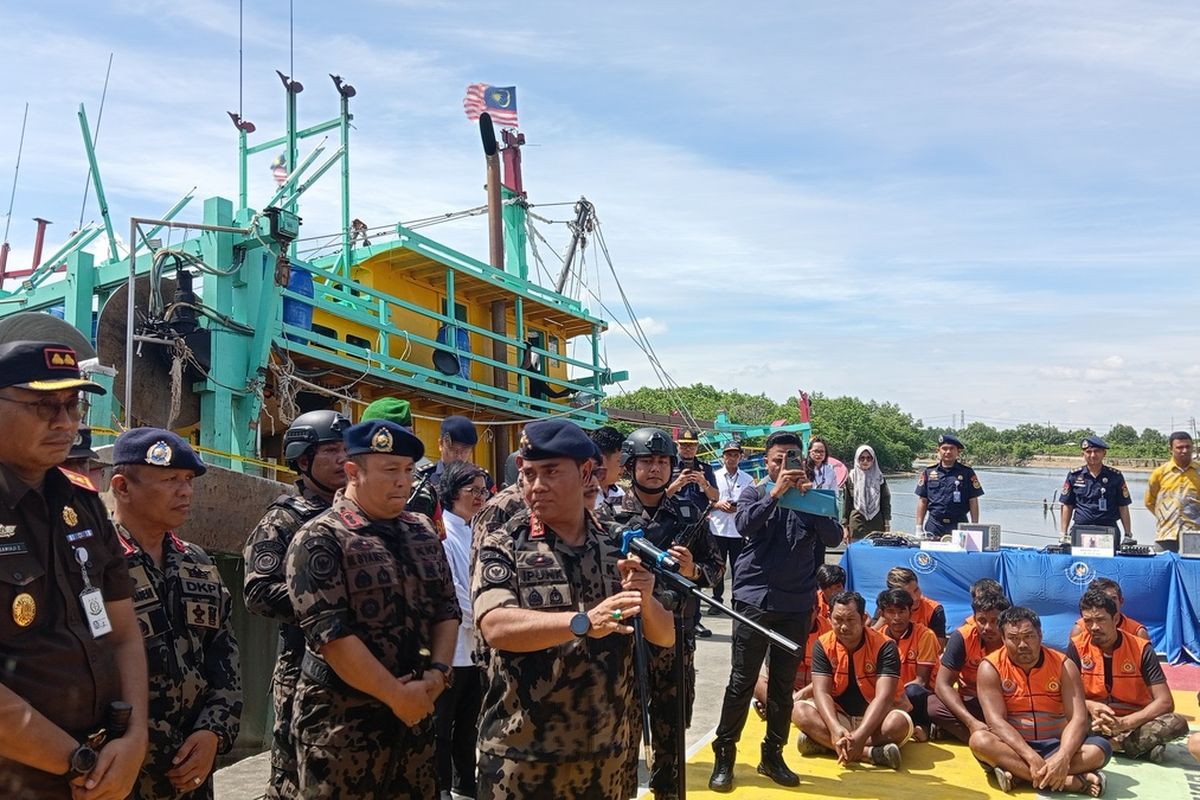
[339,507,367,529]
[58,467,98,491]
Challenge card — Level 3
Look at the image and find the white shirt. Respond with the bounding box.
[709,468,755,538]
[595,483,625,509]
[441,510,475,667]
[812,463,838,490]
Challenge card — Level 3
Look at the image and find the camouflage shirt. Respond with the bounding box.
[287,490,460,679]
[119,527,242,799]
[473,509,641,762]
[243,483,330,672]
[471,481,526,555]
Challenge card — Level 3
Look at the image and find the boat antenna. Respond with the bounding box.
[289,0,294,81]
[239,0,244,120]
[77,53,114,230]
[3,102,28,245]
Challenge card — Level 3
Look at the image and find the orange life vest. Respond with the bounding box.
[912,595,942,632]
[818,626,903,704]
[954,618,1001,697]
[986,645,1069,742]
[891,621,940,685]
[1070,630,1154,716]
[816,590,832,620]
[800,611,833,668]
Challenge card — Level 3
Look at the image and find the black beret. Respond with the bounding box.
[345,420,425,460]
[518,419,595,461]
[440,415,478,446]
[0,340,105,394]
[113,428,207,476]
[938,434,964,449]
[69,428,99,461]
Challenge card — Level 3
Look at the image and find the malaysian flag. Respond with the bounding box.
[271,154,288,187]
[463,84,519,127]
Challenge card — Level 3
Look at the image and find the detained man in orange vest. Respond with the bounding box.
[928,588,1010,743]
[1068,577,1149,642]
[1068,589,1187,761]
[794,591,912,770]
[877,588,940,741]
[872,567,947,648]
[971,607,1111,797]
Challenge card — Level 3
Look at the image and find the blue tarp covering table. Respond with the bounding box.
[841,541,1200,664]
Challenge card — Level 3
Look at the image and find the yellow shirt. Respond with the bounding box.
[1144,460,1200,542]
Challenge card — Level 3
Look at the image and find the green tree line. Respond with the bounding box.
[604,384,1175,472]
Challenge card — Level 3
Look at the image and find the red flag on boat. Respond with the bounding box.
[463,84,519,127]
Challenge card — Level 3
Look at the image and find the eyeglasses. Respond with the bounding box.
[0,395,85,422]
[857,454,874,462]
[464,487,490,498]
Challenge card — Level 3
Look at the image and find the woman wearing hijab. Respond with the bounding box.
[841,444,891,544]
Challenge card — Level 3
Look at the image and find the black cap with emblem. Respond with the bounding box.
[0,340,105,394]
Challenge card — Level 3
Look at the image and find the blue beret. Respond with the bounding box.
[440,415,478,446]
[1081,436,1109,450]
[113,428,207,476]
[519,419,595,461]
[938,434,964,449]
[345,420,425,460]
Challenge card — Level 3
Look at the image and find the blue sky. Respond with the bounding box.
[1,1,1197,435]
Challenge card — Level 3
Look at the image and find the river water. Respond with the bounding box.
[884,465,1157,548]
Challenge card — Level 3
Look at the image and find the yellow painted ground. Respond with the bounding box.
[681,691,1200,799]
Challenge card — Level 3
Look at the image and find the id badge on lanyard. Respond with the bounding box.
[75,547,113,638]
[1098,488,1107,513]
[952,476,962,504]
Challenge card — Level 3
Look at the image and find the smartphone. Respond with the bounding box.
[785,449,803,471]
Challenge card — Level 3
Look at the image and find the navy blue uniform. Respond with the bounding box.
[1061,464,1130,529]
[915,461,984,535]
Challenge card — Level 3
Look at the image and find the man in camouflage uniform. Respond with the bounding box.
[473,419,675,799]
[611,427,723,800]
[243,409,349,798]
[286,420,460,798]
[109,428,242,799]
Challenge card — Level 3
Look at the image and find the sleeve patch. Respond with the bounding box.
[482,561,513,585]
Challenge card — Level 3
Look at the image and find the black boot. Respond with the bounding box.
[757,741,800,787]
[708,741,736,793]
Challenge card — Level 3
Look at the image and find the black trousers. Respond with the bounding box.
[435,665,483,796]
[714,601,811,748]
[711,537,745,601]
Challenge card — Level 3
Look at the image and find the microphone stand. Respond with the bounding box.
[631,617,654,768]
[635,551,802,800]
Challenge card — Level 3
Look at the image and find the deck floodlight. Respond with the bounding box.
[276,70,304,94]
[330,74,356,98]
[226,111,256,133]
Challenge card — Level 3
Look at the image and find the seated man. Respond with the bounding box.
[873,566,947,647]
[928,589,1010,743]
[1068,589,1187,761]
[815,563,845,621]
[970,607,1111,797]
[1069,577,1149,641]
[970,577,1004,601]
[877,588,940,741]
[794,591,911,770]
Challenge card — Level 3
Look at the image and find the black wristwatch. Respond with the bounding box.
[67,743,98,776]
[430,662,454,689]
[570,611,592,637]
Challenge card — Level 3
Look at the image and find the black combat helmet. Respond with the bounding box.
[620,426,678,468]
[284,409,351,467]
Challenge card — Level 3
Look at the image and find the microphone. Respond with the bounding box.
[620,529,680,573]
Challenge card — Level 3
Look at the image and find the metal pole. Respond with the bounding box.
[339,91,352,277]
[238,128,248,210]
[77,105,119,263]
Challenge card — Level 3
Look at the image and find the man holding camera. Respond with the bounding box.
[709,431,842,792]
